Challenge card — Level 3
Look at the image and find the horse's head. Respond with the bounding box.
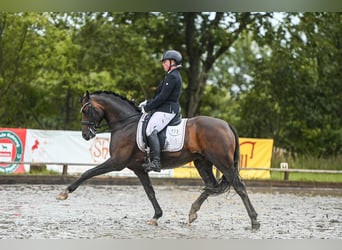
[80,91,104,140]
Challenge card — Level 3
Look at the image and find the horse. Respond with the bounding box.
[56,90,260,230]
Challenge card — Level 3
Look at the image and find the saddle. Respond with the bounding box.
[136,112,187,152]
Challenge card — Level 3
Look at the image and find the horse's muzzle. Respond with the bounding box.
[82,128,96,141]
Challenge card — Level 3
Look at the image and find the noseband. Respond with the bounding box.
[80,101,100,138]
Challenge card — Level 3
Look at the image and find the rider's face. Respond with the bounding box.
[162,60,170,71]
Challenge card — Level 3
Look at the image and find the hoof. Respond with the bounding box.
[189,212,197,224]
[147,219,158,226]
[56,191,69,200]
[252,221,260,230]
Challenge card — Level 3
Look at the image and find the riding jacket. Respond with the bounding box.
[144,68,182,114]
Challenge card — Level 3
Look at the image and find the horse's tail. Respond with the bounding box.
[229,123,240,172]
[203,123,240,196]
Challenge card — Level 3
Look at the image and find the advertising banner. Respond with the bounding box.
[173,138,274,179]
[24,129,172,177]
[238,138,274,179]
[0,128,27,174]
[0,128,273,179]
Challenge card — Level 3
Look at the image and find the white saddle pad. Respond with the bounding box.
[136,113,188,152]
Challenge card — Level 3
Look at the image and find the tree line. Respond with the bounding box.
[0,12,341,157]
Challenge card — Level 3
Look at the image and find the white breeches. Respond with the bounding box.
[146,111,176,136]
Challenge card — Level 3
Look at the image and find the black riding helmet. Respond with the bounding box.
[160,50,182,65]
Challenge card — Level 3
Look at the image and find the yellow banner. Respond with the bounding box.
[173,138,274,180]
[239,138,274,179]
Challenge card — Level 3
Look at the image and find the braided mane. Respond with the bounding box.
[90,90,140,112]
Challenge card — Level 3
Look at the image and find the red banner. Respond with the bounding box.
[0,128,27,174]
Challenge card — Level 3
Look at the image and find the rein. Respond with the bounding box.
[81,100,141,135]
[97,113,141,134]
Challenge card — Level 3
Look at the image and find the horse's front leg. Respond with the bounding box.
[56,159,120,200]
[134,169,162,226]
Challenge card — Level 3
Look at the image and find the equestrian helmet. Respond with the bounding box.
[160,50,182,65]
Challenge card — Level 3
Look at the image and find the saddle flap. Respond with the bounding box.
[136,113,187,152]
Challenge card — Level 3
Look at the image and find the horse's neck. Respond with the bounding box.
[95,94,139,128]
[105,111,140,134]
[105,102,139,126]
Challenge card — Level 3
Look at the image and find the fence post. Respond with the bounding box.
[280,162,289,180]
[62,164,68,176]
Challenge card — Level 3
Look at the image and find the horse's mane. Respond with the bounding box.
[90,90,140,112]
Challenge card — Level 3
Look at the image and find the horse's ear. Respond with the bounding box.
[81,90,90,104]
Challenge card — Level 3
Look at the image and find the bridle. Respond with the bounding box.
[80,100,100,138]
[80,98,141,138]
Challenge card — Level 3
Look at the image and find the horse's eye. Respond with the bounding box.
[81,105,91,115]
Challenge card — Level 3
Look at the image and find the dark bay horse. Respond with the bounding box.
[57,90,260,230]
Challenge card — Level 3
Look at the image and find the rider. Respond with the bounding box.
[139,49,183,172]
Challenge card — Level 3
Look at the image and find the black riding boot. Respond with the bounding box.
[142,130,161,172]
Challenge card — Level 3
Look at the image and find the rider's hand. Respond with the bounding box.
[139,100,147,108]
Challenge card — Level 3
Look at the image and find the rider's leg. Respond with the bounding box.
[142,129,161,172]
[143,112,175,172]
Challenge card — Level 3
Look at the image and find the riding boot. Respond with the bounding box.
[142,130,161,172]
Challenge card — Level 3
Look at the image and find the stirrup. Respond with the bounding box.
[142,161,161,173]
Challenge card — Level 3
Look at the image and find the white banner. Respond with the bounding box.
[24,129,172,177]
[2,128,272,179]
[26,129,95,164]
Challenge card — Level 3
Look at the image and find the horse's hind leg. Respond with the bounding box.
[189,159,219,224]
[227,168,260,230]
[189,190,210,224]
[188,179,231,224]
[194,158,218,189]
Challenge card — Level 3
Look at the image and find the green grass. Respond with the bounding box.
[272,153,342,170]
[270,153,342,182]
[27,169,60,175]
[270,171,342,182]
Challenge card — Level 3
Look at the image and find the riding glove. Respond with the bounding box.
[141,106,147,114]
[139,100,147,108]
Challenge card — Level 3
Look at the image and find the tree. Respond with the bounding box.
[1,12,340,157]
[99,12,270,117]
[227,12,342,156]
[0,13,83,129]
[0,13,54,128]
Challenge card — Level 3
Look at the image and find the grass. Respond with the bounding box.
[270,153,342,182]
[271,153,342,170]
[27,169,60,175]
[270,171,342,182]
